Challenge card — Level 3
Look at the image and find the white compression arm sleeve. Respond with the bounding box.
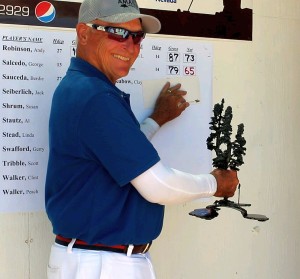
[131,161,217,205]
[140,118,160,140]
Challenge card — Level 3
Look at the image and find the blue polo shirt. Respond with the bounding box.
[45,57,163,245]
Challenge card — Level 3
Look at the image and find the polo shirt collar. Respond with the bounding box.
[69,57,112,83]
[69,57,130,101]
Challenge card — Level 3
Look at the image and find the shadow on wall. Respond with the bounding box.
[141,0,252,41]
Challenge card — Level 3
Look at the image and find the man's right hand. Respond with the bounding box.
[210,169,239,198]
[150,82,189,126]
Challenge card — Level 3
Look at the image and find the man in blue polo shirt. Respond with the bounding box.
[45,0,239,278]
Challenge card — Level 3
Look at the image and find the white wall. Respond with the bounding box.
[1,0,300,278]
[150,1,300,278]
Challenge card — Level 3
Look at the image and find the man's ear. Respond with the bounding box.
[76,23,89,45]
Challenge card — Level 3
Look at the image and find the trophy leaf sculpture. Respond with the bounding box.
[189,99,269,221]
[206,99,246,171]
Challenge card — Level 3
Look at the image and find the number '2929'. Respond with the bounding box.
[0,5,29,16]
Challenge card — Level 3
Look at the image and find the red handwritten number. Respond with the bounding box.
[184,66,195,76]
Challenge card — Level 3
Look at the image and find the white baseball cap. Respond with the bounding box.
[78,0,161,33]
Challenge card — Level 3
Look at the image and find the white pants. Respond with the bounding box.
[47,243,157,279]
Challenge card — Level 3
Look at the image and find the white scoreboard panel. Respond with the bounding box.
[0,26,213,212]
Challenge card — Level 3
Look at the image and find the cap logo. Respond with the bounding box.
[118,0,138,9]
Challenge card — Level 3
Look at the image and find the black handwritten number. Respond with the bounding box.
[184,54,195,63]
[168,66,179,75]
[57,48,62,53]
[71,47,76,57]
[168,52,179,63]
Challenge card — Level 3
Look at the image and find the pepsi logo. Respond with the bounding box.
[35,1,56,23]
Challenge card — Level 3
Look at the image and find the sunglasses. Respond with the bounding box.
[86,23,145,45]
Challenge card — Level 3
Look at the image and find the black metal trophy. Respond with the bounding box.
[189,99,269,221]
